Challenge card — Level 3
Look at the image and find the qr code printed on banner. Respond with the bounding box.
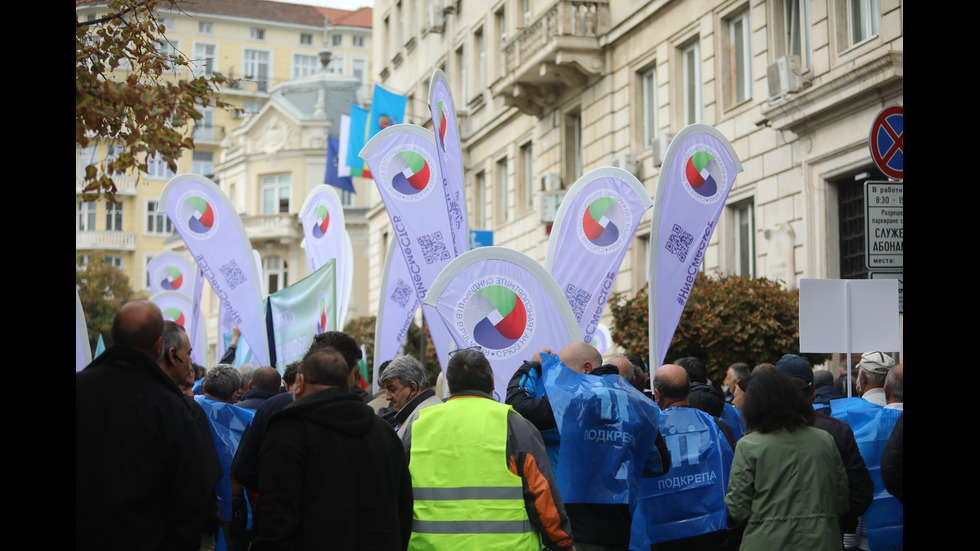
[417,231,451,265]
[564,284,592,322]
[665,224,694,262]
[390,279,413,309]
[219,259,247,290]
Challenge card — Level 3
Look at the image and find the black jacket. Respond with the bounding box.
[76,346,217,551]
[813,409,874,532]
[252,388,413,550]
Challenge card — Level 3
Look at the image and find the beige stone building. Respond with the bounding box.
[367,0,903,356]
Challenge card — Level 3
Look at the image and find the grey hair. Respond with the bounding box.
[158,321,186,364]
[203,364,241,401]
[885,368,903,402]
[379,355,430,390]
[238,364,256,390]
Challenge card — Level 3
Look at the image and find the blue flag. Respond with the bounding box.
[368,84,408,137]
[325,137,354,193]
[345,105,371,177]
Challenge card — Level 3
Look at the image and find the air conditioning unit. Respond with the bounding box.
[612,154,638,177]
[650,133,674,168]
[767,56,806,99]
[541,190,565,224]
[427,6,445,33]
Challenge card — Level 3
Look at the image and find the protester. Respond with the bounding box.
[253,348,412,549]
[856,351,895,406]
[237,366,282,409]
[77,301,216,550]
[407,348,573,550]
[379,355,441,448]
[726,369,849,550]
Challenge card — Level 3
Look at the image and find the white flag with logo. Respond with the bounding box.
[546,167,652,343]
[424,247,581,400]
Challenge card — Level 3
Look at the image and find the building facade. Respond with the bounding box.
[76,0,374,364]
[367,0,903,356]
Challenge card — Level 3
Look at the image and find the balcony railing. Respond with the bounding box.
[493,0,609,117]
[75,230,136,251]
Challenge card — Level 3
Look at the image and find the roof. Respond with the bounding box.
[76,1,366,28]
[315,6,372,29]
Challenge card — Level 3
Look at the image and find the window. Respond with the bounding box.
[146,200,173,235]
[496,7,507,43]
[244,49,271,92]
[328,52,346,75]
[106,145,123,173]
[332,34,343,46]
[474,27,486,96]
[192,151,214,176]
[341,189,354,207]
[264,256,288,294]
[293,53,319,78]
[564,110,582,183]
[194,106,216,140]
[474,171,487,228]
[681,41,702,124]
[105,200,124,231]
[522,0,531,25]
[78,145,97,177]
[262,174,291,214]
[725,10,752,105]
[192,43,216,77]
[198,21,212,34]
[105,255,123,269]
[455,44,467,105]
[300,33,313,45]
[847,0,878,46]
[732,200,755,277]
[147,152,174,179]
[779,0,811,70]
[497,157,509,223]
[353,35,365,47]
[144,254,154,289]
[78,201,96,231]
[641,66,658,145]
[251,27,266,40]
[520,142,534,211]
[352,56,367,88]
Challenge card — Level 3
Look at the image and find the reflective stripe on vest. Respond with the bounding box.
[408,397,542,550]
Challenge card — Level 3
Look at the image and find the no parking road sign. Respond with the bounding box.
[869,105,903,180]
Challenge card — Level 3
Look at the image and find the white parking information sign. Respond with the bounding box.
[865,181,903,270]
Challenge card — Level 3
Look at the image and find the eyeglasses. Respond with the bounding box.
[449,345,483,357]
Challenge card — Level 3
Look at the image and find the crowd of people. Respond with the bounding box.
[76,301,903,550]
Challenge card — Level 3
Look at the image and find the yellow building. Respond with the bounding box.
[76,0,373,364]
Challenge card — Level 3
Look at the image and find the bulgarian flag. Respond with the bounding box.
[358,344,369,390]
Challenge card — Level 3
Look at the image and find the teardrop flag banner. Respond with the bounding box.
[360,124,457,371]
[300,184,347,331]
[428,69,468,257]
[423,246,581,400]
[147,251,197,297]
[546,167,652,343]
[160,174,271,366]
[648,124,742,369]
[374,238,420,370]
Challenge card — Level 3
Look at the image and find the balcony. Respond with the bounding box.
[192,124,226,144]
[492,0,609,117]
[76,230,136,251]
[241,213,302,243]
[76,173,138,196]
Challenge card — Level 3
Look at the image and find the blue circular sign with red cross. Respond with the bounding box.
[869,105,903,180]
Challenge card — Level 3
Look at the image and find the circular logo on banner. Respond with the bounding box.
[457,277,536,359]
[380,146,435,202]
[163,307,185,326]
[311,205,330,239]
[576,190,632,254]
[177,191,219,239]
[681,144,729,204]
[160,266,184,291]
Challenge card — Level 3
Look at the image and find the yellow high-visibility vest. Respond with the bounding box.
[409,396,544,550]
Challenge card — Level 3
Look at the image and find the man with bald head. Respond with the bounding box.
[631,364,734,549]
[77,301,216,550]
[508,342,669,550]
